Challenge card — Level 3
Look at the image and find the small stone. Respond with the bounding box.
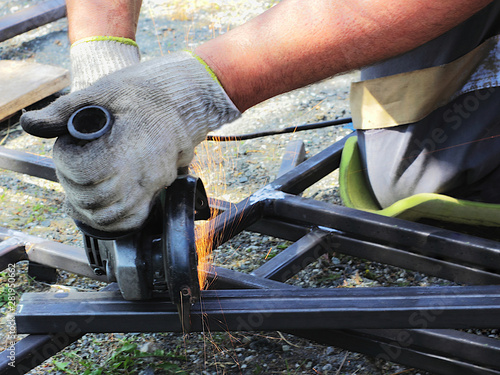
[138,368,155,375]
[139,342,159,353]
[282,345,291,352]
[239,176,248,183]
[322,363,333,371]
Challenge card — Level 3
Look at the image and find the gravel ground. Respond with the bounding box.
[0,1,472,374]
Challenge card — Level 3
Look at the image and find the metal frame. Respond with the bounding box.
[1,134,500,375]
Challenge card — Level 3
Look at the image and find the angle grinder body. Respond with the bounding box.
[67,105,210,331]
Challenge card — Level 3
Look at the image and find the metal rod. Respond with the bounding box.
[0,285,119,375]
[208,197,310,241]
[328,230,500,285]
[199,198,266,250]
[204,266,296,290]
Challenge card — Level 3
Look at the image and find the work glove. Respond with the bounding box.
[70,36,141,91]
[21,51,240,233]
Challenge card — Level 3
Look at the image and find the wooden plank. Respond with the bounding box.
[0,60,69,121]
[0,0,66,43]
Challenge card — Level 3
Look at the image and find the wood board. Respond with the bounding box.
[0,60,70,121]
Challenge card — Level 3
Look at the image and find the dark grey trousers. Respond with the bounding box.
[357,1,500,208]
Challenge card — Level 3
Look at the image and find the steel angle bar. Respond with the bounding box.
[0,147,57,182]
[16,285,500,334]
[269,194,500,274]
[0,0,66,43]
[0,227,105,281]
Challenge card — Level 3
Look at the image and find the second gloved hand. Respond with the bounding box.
[21,52,240,233]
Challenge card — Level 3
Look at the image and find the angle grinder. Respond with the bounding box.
[67,105,210,332]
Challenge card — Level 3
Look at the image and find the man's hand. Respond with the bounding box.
[21,52,240,233]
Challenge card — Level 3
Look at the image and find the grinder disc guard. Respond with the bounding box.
[163,175,209,331]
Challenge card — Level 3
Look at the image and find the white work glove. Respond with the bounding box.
[70,36,141,91]
[21,51,240,233]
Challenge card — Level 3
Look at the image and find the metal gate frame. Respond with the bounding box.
[0,135,500,375]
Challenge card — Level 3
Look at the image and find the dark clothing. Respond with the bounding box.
[357,1,500,208]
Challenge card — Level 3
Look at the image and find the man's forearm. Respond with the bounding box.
[195,0,493,112]
[66,0,142,43]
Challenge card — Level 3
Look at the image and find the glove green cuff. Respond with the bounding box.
[187,51,223,87]
[71,36,139,48]
[185,51,240,117]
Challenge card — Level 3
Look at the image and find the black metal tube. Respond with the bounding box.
[0,227,106,281]
[199,198,266,250]
[16,286,500,334]
[0,238,27,271]
[0,0,66,43]
[250,229,332,282]
[292,329,500,375]
[0,146,57,182]
[0,334,81,375]
[271,134,352,195]
[269,194,500,274]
